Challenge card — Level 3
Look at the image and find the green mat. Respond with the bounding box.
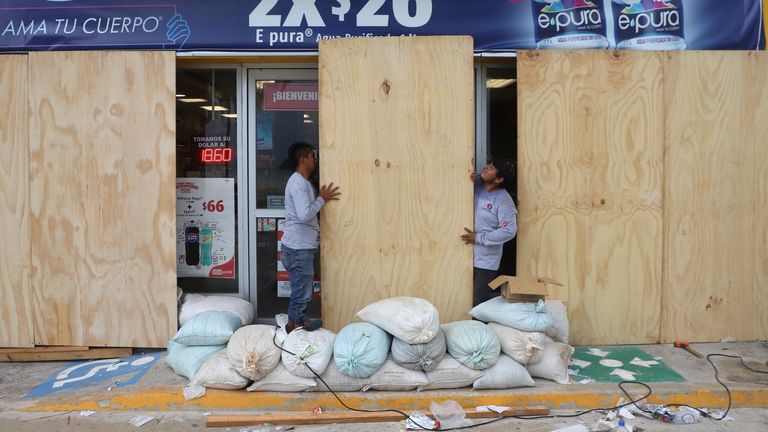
[569,346,685,383]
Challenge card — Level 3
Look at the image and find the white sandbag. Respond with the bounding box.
[334,323,391,378]
[310,360,370,392]
[179,293,255,326]
[486,322,545,365]
[472,354,535,390]
[282,328,336,378]
[246,364,316,392]
[470,297,553,333]
[191,350,249,390]
[173,310,243,346]
[166,342,224,380]
[356,297,439,344]
[545,300,569,343]
[364,358,429,391]
[391,330,446,372]
[441,321,500,370]
[525,336,574,385]
[226,325,281,381]
[418,355,483,391]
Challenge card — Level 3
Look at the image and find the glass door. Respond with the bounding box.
[247,68,320,321]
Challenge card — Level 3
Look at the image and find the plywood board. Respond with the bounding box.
[319,37,474,331]
[662,52,768,343]
[29,51,177,347]
[517,51,664,345]
[0,55,34,348]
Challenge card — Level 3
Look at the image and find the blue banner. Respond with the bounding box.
[0,0,763,52]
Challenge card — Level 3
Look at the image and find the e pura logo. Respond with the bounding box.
[535,0,603,32]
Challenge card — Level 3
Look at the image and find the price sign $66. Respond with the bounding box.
[203,200,225,212]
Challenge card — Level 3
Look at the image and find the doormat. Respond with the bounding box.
[569,346,685,383]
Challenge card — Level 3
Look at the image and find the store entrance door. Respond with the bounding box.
[246,68,320,322]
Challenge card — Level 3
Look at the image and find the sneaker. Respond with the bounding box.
[286,320,302,334]
[302,318,323,331]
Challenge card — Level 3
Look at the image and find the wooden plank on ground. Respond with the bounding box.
[0,55,34,348]
[318,37,474,331]
[517,51,664,345]
[0,346,90,353]
[207,406,550,427]
[0,347,132,362]
[28,51,177,347]
[661,51,768,342]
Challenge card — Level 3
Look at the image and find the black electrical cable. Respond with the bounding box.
[272,328,768,430]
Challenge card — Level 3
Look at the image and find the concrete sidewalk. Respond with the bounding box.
[2,342,767,415]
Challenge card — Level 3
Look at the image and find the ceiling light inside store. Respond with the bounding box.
[200,105,229,111]
[222,114,238,118]
[176,94,186,98]
[179,98,207,103]
[304,119,313,124]
[303,114,310,119]
[486,79,516,89]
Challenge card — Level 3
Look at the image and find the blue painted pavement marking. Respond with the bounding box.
[27,353,158,398]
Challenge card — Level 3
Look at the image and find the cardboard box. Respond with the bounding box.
[488,275,562,302]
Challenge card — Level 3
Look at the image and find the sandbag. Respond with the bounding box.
[472,354,535,390]
[309,360,370,392]
[525,336,574,385]
[173,310,243,346]
[179,293,255,326]
[246,364,316,392]
[364,358,429,391]
[470,298,553,333]
[486,322,545,365]
[441,321,500,370]
[282,328,336,378]
[226,325,281,381]
[191,350,249,390]
[419,355,483,391]
[356,297,439,344]
[334,323,391,378]
[545,300,569,343]
[391,330,446,372]
[166,342,224,380]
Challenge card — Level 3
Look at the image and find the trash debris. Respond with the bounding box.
[202,411,212,416]
[128,415,155,427]
[720,337,736,343]
[106,380,121,391]
[183,384,206,401]
[79,410,96,417]
[430,400,472,429]
[578,378,594,384]
[552,424,588,432]
[618,407,635,419]
[590,419,614,431]
[404,412,437,430]
[312,406,323,414]
[475,405,509,414]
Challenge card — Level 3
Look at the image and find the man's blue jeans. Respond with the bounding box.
[281,245,316,325]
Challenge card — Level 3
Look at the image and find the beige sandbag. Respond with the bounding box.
[487,322,546,365]
[246,364,316,392]
[226,325,281,381]
[191,350,249,390]
[364,357,429,391]
[525,336,574,385]
[418,355,483,391]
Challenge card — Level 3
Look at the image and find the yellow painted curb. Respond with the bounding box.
[21,385,768,413]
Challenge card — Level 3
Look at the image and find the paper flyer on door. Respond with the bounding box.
[176,178,236,278]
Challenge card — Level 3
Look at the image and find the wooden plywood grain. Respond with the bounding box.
[0,55,34,347]
[662,52,768,343]
[29,51,176,347]
[517,51,664,345]
[319,37,474,331]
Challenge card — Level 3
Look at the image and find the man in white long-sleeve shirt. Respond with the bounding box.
[282,142,340,331]
[461,159,518,305]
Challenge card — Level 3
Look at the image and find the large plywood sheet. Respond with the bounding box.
[319,37,474,331]
[662,52,768,343]
[0,56,34,347]
[517,51,664,345]
[29,51,176,347]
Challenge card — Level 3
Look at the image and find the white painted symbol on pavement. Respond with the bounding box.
[600,359,624,368]
[52,355,156,388]
[629,357,659,368]
[610,368,637,380]
[569,358,592,368]
[586,348,610,357]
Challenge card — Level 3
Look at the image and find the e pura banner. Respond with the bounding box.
[0,0,764,52]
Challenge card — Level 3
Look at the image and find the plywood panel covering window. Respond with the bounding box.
[0,55,34,348]
[517,51,664,345]
[662,52,768,343]
[28,51,177,347]
[318,37,474,331]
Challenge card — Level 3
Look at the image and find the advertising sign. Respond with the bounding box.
[263,82,318,111]
[0,0,763,52]
[176,178,236,278]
